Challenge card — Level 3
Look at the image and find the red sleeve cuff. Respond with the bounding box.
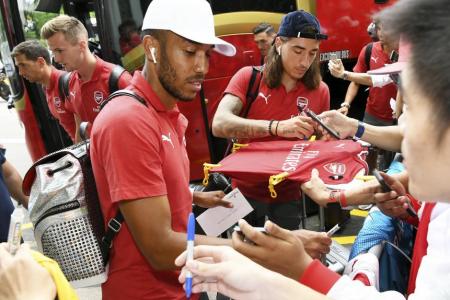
[299,259,341,295]
[408,194,421,212]
[404,194,420,226]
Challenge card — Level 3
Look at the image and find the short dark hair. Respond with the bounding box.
[252,23,275,35]
[11,40,51,65]
[377,0,450,140]
[141,29,167,44]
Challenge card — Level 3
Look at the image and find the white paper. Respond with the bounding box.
[390,97,396,112]
[196,188,253,237]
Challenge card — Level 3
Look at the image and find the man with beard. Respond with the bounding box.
[89,0,237,298]
[41,15,132,142]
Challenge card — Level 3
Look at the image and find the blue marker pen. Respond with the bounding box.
[185,212,195,299]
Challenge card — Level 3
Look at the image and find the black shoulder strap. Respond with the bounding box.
[108,65,126,93]
[364,42,373,70]
[58,72,72,100]
[241,66,264,118]
[100,89,147,110]
[100,212,124,262]
[80,90,147,140]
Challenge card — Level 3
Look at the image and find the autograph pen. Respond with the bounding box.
[185,212,195,299]
[327,223,341,237]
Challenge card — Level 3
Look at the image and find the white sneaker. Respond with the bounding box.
[344,252,380,290]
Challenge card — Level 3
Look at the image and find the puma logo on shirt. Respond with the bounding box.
[258,92,271,104]
[162,133,174,148]
[371,57,379,63]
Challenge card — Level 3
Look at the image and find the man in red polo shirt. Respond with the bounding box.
[11,40,76,141]
[90,0,237,298]
[41,15,132,142]
[338,21,398,126]
[212,10,330,230]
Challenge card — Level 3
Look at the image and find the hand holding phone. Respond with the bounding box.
[329,53,338,61]
[373,169,417,217]
[300,107,341,140]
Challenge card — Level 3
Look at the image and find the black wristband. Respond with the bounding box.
[268,120,275,136]
[275,121,280,136]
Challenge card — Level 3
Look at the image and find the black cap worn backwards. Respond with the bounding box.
[278,10,328,40]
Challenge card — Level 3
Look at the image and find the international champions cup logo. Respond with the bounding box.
[324,162,346,180]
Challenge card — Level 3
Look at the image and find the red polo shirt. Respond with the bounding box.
[223,66,330,202]
[65,56,132,124]
[45,68,76,141]
[353,42,397,122]
[90,71,194,300]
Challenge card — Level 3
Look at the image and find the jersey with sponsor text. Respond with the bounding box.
[223,66,330,201]
[212,140,368,203]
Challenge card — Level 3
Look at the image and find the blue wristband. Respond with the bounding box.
[354,121,365,139]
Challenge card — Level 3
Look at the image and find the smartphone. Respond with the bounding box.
[303,108,341,140]
[390,50,399,63]
[373,169,391,193]
[373,169,418,217]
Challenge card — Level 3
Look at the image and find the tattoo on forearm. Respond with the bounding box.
[226,123,268,139]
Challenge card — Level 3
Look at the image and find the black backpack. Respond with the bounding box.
[364,42,374,71]
[24,90,145,286]
[58,65,126,100]
[241,66,264,117]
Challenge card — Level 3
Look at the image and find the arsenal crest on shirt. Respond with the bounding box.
[54,96,61,108]
[94,91,104,104]
[296,97,309,112]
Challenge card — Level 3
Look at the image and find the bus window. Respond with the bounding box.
[101,0,145,72]
[17,0,60,41]
[0,13,20,98]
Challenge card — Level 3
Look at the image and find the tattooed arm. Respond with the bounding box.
[212,94,314,139]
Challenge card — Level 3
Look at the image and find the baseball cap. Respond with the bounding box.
[278,10,328,40]
[142,0,236,57]
[368,39,410,75]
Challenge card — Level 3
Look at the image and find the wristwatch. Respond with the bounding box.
[340,102,350,109]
